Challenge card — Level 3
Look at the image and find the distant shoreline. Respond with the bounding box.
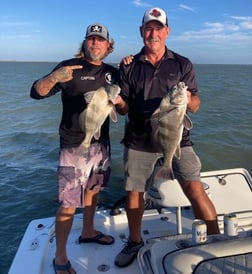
[0,60,58,63]
[0,60,251,66]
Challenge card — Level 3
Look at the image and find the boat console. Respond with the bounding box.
[138,231,252,274]
[140,168,252,274]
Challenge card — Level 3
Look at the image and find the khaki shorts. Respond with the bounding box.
[58,141,111,208]
[123,146,201,192]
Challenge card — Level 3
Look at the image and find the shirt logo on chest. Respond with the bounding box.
[79,72,113,84]
[80,75,95,81]
[105,72,113,84]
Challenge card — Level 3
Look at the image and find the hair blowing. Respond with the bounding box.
[74,39,115,59]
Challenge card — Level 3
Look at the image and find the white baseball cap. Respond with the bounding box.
[142,7,168,26]
[85,23,109,40]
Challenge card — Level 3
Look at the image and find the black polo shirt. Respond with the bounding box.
[30,58,119,148]
[119,47,198,153]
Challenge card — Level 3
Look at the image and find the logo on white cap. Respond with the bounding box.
[142,7,168,26]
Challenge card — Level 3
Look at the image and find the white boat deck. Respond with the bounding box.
[8,168,252,274]
[8,208,195,274]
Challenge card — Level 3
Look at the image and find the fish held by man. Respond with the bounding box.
[79,84,120,148]
[155,82,193,179]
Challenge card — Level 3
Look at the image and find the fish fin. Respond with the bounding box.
[84,90,96,104]
[79,110,86,132]
[155,166,175,180]
[80,141,90,149]
[94,128,101,140]
[158,110,174,122]
[109,108,118,122]
[81,143,88,148]
[174,145,181,159]
[183,113,193,130]
[150,107,160,121]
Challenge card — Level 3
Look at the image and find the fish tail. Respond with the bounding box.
[155,166,175,180]
[81,134,93,148]
[81,141,90,148]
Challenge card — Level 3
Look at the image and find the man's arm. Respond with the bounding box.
[35,65,83,96]
[115,95,128,115]
[187,91,200,113]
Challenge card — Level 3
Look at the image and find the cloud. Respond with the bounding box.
[230,16,252,30]
[0,34,31,40]
[119,35,128,39]
[132,0,151,8]
[0,17,38,42]
[0,19,34,27]
[203,22,240,33]
[171,15,252,44]
[178,4,196,13]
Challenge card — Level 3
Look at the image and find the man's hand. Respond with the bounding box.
[114,95,128,115]
[50,65,83,83]
[35,65,83,96]
[119,55,134,66]
[187,91,200,113]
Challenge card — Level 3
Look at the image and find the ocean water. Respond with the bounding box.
[0,62,252,273]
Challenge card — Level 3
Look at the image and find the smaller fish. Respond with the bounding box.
[154,82,193,179]
[79,84,120,148]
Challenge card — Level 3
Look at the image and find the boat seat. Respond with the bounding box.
[147,178,210,234]
[138,233,252,274]
[162,236,252,274]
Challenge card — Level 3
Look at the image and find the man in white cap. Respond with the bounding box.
[115,7,220,267]
[31,23,118,274]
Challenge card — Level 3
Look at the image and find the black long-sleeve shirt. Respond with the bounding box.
[30,58,119,148]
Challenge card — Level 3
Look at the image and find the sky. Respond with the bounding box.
[0,0,252,64]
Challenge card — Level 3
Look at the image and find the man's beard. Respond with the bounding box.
[86,49,106,61]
